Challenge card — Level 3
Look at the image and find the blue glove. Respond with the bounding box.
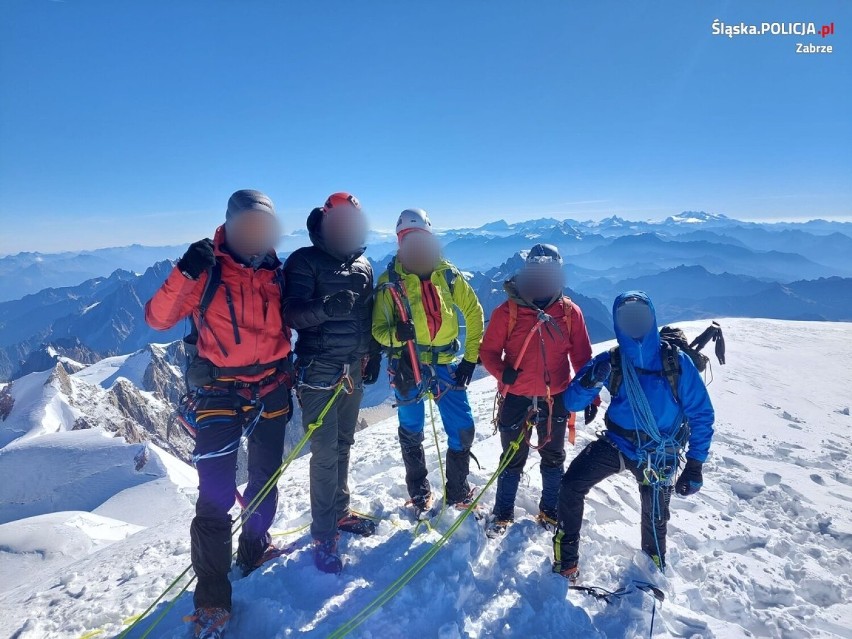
[581,359,611,389]
[675,458,703,496]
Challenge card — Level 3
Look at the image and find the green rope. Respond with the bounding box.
[271,522,312,537]
[115,379,348,639]
[327,427,528,639]
[414,390,447,536]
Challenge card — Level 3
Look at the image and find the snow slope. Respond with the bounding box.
[0,318,850,638]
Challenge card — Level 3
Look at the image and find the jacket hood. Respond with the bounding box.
[612,290,661,367]
[503,276,561,309]
[307,207,366,263]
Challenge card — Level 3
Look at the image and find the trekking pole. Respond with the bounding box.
[327,425,532,638]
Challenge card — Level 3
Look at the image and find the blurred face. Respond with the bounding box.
[398,231,441,277]
[323,206,368,255]
[517,264,564,301]
[615,297,654,339]
[226,210,281,257]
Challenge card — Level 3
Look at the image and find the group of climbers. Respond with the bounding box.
[145,189,717,638]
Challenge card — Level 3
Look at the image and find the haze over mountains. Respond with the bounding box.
[0,211,849,382]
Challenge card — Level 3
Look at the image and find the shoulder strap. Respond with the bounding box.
[387,256,400,284]
[507,299,518,335]
[443,265,458,296]
[660,341,681,402]
[184,261,222,346]
[198,261,222,319]
[606,346,622,396]
[561,296,573,340]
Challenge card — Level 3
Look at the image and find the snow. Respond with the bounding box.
[0,318,850,638]
[0,367,83,448]
[0,430,186,525]
[72,349,150,388]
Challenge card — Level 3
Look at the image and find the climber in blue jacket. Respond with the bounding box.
[552,291,715,581]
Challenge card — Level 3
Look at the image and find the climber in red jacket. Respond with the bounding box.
[145,189,292,638]
[479,243,597,538]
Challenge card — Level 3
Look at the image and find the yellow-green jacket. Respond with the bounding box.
[372,257,484,365]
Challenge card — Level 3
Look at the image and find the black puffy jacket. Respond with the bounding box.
[282,208,377,365]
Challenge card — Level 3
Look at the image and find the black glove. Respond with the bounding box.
[323,290,358,317]
[362,353,382,385]
[501,366,520,385]
[675,458,704,496]
[453,359,476,388]
[392,355,416,394]
[584,404,598,425]
[581,359,612,389]
[395,320,416,342]
[177,238,216,280]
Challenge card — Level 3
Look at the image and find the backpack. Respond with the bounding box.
[607,340,682,402]
[659,326,709,373]
[507,296,573,340]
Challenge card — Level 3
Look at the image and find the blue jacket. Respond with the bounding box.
[563,291,715,463]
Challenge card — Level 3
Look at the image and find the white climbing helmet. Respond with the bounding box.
[396,208,433,240]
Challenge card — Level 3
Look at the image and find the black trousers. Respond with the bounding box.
[554,437,672,569]
[297,359,364,542]
[498,392,569,471]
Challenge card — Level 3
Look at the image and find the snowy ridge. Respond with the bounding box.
[0,319,850,638]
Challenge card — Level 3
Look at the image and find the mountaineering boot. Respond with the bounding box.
[486,516,513,539]
[185,607,231,639]
[235,541,293,578]
[536,508,559,533]
[313,536,343,574]
[337,510,377,537]
[555,564,580,584]
[404,491,435,520]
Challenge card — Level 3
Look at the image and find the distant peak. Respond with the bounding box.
[666,211,729,224]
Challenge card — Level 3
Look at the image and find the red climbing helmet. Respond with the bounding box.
[323,192,361,213]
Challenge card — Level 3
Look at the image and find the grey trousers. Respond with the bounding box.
[298,358,364,542]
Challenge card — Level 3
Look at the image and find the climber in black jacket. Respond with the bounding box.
[282,192,382,574]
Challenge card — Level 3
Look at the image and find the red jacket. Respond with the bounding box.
[480,282,595,398]
[145,226,291,382]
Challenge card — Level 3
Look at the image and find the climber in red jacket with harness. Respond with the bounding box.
[145,189,292,639]
[479,244,597,538]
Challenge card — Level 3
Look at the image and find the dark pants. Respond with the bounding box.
[554,437,672,569]
[190,382,291,611]
[298,359,364,542]
[493,392,570,520]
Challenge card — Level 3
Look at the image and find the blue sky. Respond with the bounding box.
[1,0,850,253]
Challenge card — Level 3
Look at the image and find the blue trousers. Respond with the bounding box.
[394,363,475,451]
[393,362,476,503]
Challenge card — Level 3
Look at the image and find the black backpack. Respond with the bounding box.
[659,326,710,373]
